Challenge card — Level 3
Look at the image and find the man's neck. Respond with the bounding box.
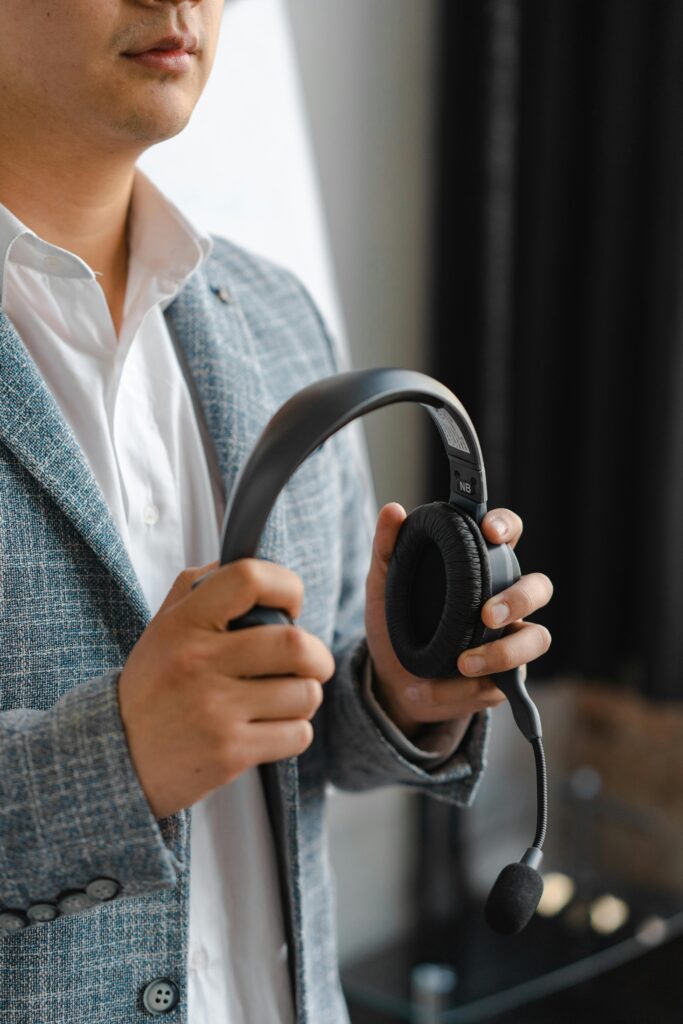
[0,142,138,338]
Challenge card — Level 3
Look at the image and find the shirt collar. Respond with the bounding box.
[0,165,213,307]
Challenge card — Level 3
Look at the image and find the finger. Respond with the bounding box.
[158,560,221,615]
[217,623,336,683]
[457,620,552,676]
[481,508,523,549]
[403,674,508,720]
[247,719,315,763]
[481,572,554,629]
[373,503,408,569]
[231,676,324,722]
[366,503,407,606]
[179,557,305,632]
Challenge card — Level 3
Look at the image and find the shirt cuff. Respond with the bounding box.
[361,650,473,769]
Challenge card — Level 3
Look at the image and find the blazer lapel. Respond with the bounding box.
[0,305,152,630]
[162,268,289,562]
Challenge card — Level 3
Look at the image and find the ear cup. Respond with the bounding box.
[384,501,492,678]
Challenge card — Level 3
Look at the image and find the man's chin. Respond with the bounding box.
[109,105,194,146]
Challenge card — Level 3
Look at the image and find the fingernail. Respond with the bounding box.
[463,655,486,674]
[406,683,428,702]
[489,517,507,538]
[490,601,509,625]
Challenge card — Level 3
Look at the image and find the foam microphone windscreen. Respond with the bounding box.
[484,863,544,935]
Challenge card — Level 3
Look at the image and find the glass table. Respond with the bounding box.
[341,880,683,1022]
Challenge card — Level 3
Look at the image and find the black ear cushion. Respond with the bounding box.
[384,501,492,679]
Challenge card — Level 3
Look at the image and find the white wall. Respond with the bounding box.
[287,0,439,513]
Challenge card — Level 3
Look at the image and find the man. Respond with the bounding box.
[0,2,553,1022]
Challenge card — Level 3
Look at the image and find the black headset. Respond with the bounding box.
[192,367,547,936]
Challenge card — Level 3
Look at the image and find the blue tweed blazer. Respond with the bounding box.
[0,235,491,1023]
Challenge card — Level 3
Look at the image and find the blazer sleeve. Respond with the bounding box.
[0,667,183,934]
[284,271,492,808]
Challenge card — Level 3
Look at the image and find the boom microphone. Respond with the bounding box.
[485,850,545,936]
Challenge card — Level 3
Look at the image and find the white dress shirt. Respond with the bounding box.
[0,168,294,1023]
[0,165,469,1022]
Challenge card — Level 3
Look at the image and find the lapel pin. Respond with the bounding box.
[212,285,234,305]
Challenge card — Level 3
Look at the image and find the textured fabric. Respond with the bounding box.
[0,167,295,1023]
[362,655,473,765]
[0,214,492,1022]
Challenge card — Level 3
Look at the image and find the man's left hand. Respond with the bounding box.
[364,503,553,741]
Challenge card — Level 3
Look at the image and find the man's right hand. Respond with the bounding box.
[117,558,336,821]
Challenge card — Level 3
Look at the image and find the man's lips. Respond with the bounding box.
[122,49,195,72]
[123,32,198,56]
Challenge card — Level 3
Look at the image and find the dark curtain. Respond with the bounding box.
[428,0,683,700]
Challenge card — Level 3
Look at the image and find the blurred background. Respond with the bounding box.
[141,0,683,1020]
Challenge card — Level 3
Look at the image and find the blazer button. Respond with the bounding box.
[57,891,95,915]
[26,902,60,923]
[142,978,180,1015]
[0,910,28,932]
[86,877,120,901]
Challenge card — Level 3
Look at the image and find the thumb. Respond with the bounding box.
[158,558,220,615]
[366,503,407,605]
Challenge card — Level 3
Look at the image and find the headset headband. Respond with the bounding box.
[220,367,488,565]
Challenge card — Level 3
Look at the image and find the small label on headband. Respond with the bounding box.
[433,407,470,454]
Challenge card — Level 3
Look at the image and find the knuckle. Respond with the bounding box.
[304,679,323,716]
[285,625,308,663]
[492,645,515,672]
[516,583,536,617]
[321,649,336,682]
[293,719,314,754]
[194,683,219,722]
[417,681,436,707]
[173,641,207,678]
[174,567,199,592]
[499,650,516,672]
[223,721,251,774]
[235,558,260,591]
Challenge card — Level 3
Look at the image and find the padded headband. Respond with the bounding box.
[219,367,489,565]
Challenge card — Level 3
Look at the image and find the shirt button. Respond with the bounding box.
[141,978,180,1015]
[143,503,159,526]
[42,255,61,270]
[189,947,208,971]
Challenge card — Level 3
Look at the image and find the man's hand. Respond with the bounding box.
[118,558,335,821]
[364,503,553,740]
